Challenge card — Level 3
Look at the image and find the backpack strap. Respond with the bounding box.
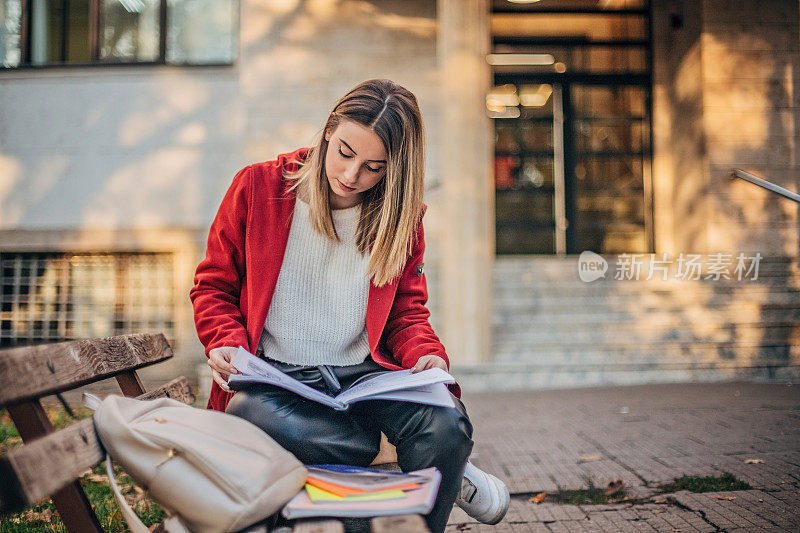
[105,455,152,533]
[105,455,191,533]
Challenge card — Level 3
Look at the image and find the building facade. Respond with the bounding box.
[1,0,798,392]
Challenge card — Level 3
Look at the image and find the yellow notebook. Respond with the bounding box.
[305,484,406,503]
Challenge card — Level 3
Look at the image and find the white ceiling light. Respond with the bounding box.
[118,0,145,13]
[520,85,553,107]
[487,54,555,66]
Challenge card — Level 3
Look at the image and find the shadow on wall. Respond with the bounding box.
[661,3,800,377]
[703,29,800,375]
[0,0,440,233]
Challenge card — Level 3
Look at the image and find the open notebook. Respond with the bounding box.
[227,347,456,410]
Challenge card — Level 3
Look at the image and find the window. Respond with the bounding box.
[0,252,175,347]
[0,0,238,68]
[491,0,653,255]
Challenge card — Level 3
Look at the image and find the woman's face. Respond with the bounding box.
[324,120,387,209]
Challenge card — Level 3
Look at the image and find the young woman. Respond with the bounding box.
[190,79,508,532]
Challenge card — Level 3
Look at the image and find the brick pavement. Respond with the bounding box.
[446,383,800,532]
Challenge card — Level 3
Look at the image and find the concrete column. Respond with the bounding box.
[651,0,707,255]
[437,0,493,366]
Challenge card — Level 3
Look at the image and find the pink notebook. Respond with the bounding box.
[281,467,441,519]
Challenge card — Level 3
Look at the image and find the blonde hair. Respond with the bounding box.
[286,79,425,287]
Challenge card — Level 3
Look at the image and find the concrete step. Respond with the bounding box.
[493,307,800,327]
[492,342,800,363]
[492,266,800,282]
[486,256,800,389]
[493,256,800,281]
[494,321,797,344]
[450,360,800,392]
[495,336,799,356]
[493,290,800,312]
[492,280,800,297]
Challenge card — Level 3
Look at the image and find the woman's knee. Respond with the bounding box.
[226,390,273,429]
[227,390,381,465]
[225,388,296,437]
[412,407,474,462]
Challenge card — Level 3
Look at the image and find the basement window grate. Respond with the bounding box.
[0,252,175,348]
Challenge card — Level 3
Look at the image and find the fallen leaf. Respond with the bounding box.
[126,492,146,510]
[672,529,681,532]
[529,491,547,503]
[653,508,666,514]
[625,502,634,507]
[758,499,764,502]
[85,473,108,483]
[716,496,735,501]
[21,508,53,524]
[654,499,667,504]
[604,479,625,496]
[744,458,764,464]
[580,453,602,463]
[456,524,471,531]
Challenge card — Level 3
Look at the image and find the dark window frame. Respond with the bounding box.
[491,1,655,255]
[5,0,237,70]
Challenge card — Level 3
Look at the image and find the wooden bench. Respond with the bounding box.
[0,333,428,533]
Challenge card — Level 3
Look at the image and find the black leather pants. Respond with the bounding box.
[225,357,474,533]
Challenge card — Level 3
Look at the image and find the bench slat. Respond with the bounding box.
[371,515,429,533]
[136,376,196,405]
[2,418,102,512]
[0,333,173,405]
[293,520,345,533]
[0,376,194,515]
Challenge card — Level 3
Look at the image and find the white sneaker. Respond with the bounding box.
[455,461,510,524]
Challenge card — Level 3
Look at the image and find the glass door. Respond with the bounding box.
[490,0,652,255]
[571,84,650,253]
[493,84,560,254]
[492,81,651,254]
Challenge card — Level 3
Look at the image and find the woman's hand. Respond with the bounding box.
[411,355,448,373]
[208,347,241,392]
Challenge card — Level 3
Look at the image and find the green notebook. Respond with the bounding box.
[305,484,407,502]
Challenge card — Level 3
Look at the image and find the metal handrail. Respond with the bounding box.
[731,169,800,203]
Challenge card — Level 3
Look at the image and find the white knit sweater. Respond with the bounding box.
[258,197,371,366]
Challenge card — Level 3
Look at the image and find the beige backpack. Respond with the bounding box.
[88,394,307,533]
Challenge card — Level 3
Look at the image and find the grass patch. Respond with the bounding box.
[552,488,628,505]
[0,407,166,532]
[660,473,752,493]
[536,479,630,505]
[0,410,20,454]
[529,472,753,507]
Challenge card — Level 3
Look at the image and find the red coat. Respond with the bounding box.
[191,147,458,412]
